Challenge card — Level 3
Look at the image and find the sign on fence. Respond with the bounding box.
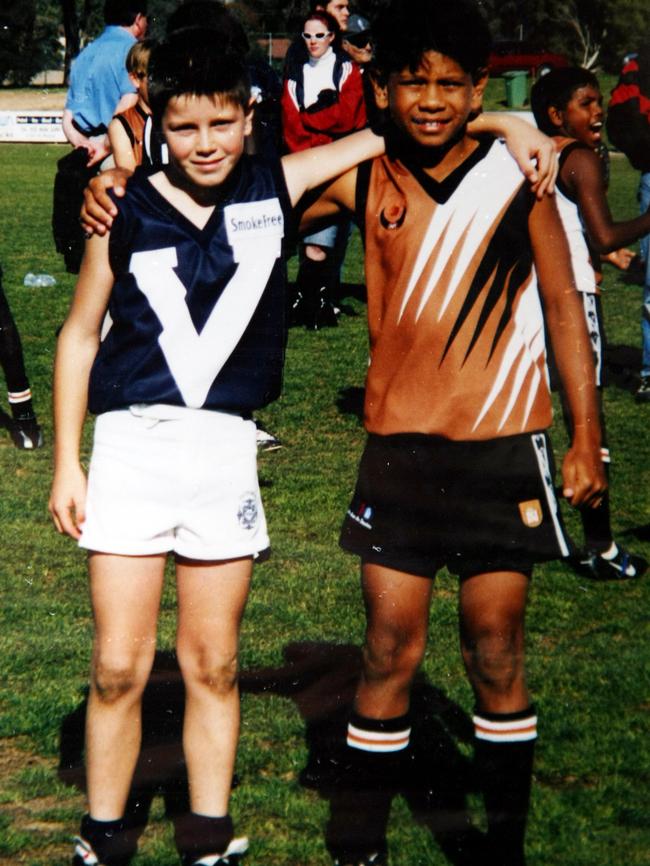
[0,110,66,143]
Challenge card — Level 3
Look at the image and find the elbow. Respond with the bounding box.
[589,231,619,255]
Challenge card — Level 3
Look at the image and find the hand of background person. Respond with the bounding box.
[602,247,635,271]
[80,168,133,235]
[85,135,112,168]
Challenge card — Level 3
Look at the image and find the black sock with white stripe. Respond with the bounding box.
[8,390,34,421]
[325,712,411,862]
[347,710,412,756]
[473,706,537,866]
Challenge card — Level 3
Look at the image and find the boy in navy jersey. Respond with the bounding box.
[49,29,388,866]
[300,2,606,864]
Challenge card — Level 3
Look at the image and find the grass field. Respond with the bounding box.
[0,132,649,866]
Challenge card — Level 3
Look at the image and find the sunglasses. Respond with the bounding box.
[344,32,371,48]
[302,31,331,41]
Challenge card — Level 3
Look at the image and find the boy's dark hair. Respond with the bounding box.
[104,0,147,26]
[148,28,251,127]
[166,0,249,55]
[531,67,600,136]
[371,0,491,82]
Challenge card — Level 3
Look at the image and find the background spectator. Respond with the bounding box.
[0,265,42,450]
[606,48,650,402]
[62,0,149,167]
[108,39,154,171]
[282,9,366,328]
[341,13,373,67]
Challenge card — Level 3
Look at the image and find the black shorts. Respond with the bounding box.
[339,431,573,580]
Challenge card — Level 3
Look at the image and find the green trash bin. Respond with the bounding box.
[503,70,528,107]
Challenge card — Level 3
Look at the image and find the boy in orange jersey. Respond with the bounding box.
[108,39,154,171]
[301,2,606,864]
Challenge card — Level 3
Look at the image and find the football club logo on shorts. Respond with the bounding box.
[237,493,259,530]
[347,500,374,529]
[519,499,543,528]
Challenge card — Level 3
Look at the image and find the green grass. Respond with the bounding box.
[0,126,649,866]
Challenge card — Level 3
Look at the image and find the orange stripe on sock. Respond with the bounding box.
[347,732,410,749]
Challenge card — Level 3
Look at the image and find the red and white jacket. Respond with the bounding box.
[281,46,366,153]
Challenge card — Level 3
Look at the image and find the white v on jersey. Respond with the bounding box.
[89,155,292,415]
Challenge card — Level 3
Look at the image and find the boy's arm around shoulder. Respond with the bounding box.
[529,194,607,508]
[564,146,650,252]
[81,167,133,235]
[470,113,558,198]
[281,127,384,208]
[49,233,114,539]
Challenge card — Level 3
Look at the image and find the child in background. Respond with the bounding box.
[108,40,154,171]
[531,67,650,580]
[0,264,43,449]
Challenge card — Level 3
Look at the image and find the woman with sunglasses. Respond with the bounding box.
[282,10,366,329]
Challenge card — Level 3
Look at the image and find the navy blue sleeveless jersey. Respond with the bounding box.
[88,155,292,415]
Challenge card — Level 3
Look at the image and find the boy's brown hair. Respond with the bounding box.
[126,38,154,78]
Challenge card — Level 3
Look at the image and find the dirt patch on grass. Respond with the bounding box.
[0,738,82,866]
[0,89,66,110]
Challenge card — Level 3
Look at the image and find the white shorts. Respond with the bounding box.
[79,405,270,560]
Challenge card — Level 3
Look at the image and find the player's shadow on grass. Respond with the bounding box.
[57,644,482,864]
[243,641,483,866]
[336,385,365,422]
[0,408,13,439]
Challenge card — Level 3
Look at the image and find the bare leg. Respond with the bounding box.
[175,555,252,817]
[459,570,534,866]
[86,553,165,820]
[459,570,529,712]
[327,563,433,864]
[355,562,433,719]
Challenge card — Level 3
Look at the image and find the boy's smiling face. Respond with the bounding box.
[162,93,252,190]
[373,50,487,150]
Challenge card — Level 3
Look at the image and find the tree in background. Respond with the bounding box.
[479,0,646,70]
[1,0,646,85]
[0,1,60,85]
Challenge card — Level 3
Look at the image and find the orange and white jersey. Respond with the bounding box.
[359,137,552,441]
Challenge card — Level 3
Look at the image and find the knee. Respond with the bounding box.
[91,654,148,704]
[177,642,239,696]
[363,624,426,687]
[462,618,524,693]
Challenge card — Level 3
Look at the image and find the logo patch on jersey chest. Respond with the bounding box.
[225,198,284,247]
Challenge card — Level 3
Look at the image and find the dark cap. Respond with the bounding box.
[346,13,370,36]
